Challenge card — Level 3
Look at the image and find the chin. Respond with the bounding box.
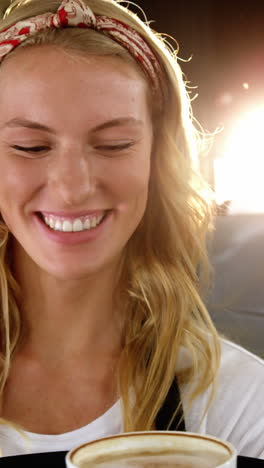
[43,264,103,282]
[42,254,122,282]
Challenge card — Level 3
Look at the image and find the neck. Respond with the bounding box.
[13,245,124,365]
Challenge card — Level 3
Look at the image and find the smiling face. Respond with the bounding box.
[0,47,153,280]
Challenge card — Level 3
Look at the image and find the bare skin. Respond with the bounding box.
[0,47,153,434]
[2,342,120,434]
[2,253,122,433]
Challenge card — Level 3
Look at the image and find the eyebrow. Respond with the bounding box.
[2,117,143,133]
[2,118,55,133]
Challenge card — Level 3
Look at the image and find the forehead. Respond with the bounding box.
[0,46,151,129]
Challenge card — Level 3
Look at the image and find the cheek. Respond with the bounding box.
[0,157,38,216]
[111,156,151,225]
[113,157,151,201]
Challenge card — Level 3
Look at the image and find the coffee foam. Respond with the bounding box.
[71,433,231,468]
[84,452,227,468]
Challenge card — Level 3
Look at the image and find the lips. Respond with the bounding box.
[34,209,111,246]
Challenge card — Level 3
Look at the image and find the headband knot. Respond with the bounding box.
[56,0,97,28]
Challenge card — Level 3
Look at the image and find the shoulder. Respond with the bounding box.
[218,338,264,382]
[215,338,264,407]
[207,338,264,459]
[220,338,264,367]
[182,338,264,459]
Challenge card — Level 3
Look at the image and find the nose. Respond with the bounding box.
[48,148,97,206]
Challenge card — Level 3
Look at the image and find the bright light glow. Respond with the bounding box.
[214,107,264,213]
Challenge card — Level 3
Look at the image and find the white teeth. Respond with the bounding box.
[62,220,72,232]
[83,218,91,230]
[42,213,105,232]
[55,220,62,231]
[49,217,55,229]
[73,219,83,232]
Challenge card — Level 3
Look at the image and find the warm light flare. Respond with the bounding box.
[214,107,264,213]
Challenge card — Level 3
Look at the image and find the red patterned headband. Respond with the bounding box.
[0,0,162,92]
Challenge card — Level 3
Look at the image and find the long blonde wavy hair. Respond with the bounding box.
[0,0,220,432]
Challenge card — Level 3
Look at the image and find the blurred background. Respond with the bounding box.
[1,0,263,355]
[131,0,264,357]
[133,0,264,213]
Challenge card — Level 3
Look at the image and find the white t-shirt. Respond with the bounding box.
[0,339,263,459]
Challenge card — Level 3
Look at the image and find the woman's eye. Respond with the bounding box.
[11,145,49,154]
[96,142,134,152]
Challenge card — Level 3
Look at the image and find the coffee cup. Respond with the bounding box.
[66,431,237,468]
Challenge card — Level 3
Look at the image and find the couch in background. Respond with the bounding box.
[206,214,264,358]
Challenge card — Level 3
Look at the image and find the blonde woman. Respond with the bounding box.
[0,0,263,461]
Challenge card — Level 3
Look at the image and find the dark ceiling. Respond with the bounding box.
[131,0,264,131]
[128,0,264,183]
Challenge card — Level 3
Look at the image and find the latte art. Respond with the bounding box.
[81,450,229,468]
[66,432,236,468]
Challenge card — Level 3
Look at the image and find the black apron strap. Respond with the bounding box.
[155,377,186,431]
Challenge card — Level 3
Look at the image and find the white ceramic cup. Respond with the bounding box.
[66,431,237,468]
